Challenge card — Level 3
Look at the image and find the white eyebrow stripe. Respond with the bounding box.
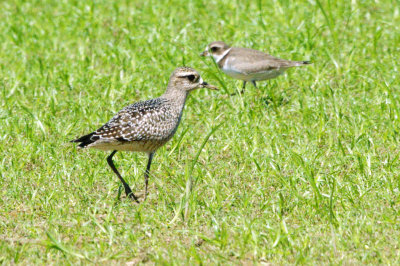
[179,72,196,77]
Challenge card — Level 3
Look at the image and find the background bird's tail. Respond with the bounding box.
[294,60,312,66]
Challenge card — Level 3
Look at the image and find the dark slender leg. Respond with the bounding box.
[251,80,257,88]
[144,152,154,200]
[240,81,247,94]
[107,150,139,203]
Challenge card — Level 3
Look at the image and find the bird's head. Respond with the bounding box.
[200,41,231,62]
[167,67,218,92]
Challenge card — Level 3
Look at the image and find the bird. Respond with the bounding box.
[71,67,218,203]
[200,41,311,94]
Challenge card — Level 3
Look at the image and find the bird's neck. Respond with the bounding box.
[161,88,189,109]
[216,48,232,68]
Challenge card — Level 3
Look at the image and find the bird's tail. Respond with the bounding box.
[294,60,312,66]
[70,132,97,148]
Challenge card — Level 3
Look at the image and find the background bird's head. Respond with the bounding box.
[200,41,231,62]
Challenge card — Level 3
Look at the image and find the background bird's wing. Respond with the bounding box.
[230,47,304,74]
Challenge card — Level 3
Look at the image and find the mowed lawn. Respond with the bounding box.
[1,0,399,264]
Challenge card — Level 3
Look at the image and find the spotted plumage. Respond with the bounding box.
[75,98,181,151]
[71,67,218,202]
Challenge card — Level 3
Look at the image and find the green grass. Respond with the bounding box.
[1,0,400,264]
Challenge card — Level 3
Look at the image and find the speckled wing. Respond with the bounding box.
[92,98,176,142]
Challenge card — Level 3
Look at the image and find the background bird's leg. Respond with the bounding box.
[144,152,154,200]
[107,150,139,203]
[240,81,247,94]
[251,80,257,88]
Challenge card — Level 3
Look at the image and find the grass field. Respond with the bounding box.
[1,0,400,264]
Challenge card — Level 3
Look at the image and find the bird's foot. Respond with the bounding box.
[126,191,140,203]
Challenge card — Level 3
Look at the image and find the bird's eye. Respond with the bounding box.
[187,75,196,82]
[210,47,218,52]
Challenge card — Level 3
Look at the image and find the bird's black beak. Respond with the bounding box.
[200,81,218,90]
[200,51,209,57]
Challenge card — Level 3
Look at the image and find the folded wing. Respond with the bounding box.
[229,47,309,75]
[72,98,174,148]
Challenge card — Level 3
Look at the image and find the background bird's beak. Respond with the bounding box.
[200,81,218,90]
[200,51,209,57]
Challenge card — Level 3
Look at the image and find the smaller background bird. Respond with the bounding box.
[201,41,311,94]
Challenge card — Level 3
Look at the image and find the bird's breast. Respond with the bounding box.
[221,60,249,80]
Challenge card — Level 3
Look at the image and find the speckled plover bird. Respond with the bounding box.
[201,41,311,94]
[71,67,217,202]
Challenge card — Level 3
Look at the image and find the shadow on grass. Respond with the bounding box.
[261,84,290,108]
